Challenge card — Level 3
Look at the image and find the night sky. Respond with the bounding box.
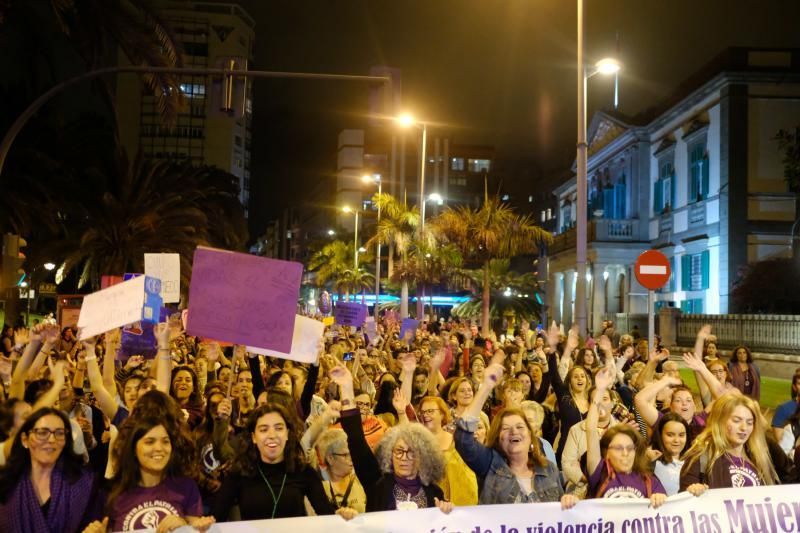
[237,0,800,235]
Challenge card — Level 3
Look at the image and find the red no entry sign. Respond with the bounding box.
[634,250,671,290]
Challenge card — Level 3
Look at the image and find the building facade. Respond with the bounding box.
[547,48,800,332]
[115,0,255,215]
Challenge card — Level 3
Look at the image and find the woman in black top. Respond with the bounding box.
[212,403,357,521]
[547,350,592,462]
[330,364,454,514]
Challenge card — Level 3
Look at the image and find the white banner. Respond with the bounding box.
[78,276,150,340]
[129,484,800,533]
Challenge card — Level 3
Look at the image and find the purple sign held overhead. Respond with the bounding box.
[186,247,303,353]
[334,302,368,327]
[119,306,171,360]
[400,318,419,343]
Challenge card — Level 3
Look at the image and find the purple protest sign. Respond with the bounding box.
[186,247,302,353]
[119,306,171,360]
[400,318,419,343]
[334,302,368,327]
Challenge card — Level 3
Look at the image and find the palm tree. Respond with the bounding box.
[308,240,352,299]
[366,192,419,318]
[334,269,376,303]
[451,259,543,327]
[407,242,462,317]
[49,149,246,291]
[430,195,552,335]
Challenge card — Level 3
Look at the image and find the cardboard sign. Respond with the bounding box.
[77,276,163,340]
[334,302,368,327]
[186,247,302,353]
[400,318,419,342]
[247,315,324,364]
[119,306,171,360]
[145,253,181,303]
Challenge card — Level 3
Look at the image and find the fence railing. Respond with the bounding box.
[676,314,800,354]
[602,313,653,338]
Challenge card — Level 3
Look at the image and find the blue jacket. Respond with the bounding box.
[454,416,564,505]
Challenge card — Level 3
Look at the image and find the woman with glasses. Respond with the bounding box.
[418,395,478,505]
[454,359,571,507]
[331,364,453,513]
[0,407,100,533]
[314,429,366,513]
[584,367,667,507]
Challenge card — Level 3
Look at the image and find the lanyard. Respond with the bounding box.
[257,465,288,519]
[328,475,355,509]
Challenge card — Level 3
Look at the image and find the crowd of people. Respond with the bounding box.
[0,314,798,532]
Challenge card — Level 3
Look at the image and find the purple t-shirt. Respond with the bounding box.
[722,454,761,488]
[110,476,203,531]
[589,459,666,499]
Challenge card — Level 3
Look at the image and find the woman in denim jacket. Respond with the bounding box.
[454,351,577,508]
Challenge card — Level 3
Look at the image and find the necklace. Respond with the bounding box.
[257,464,288,519]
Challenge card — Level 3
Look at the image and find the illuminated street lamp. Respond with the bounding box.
[363,173,383,320]
[396,113,429,232]
[327,229,335,236]
[341,205,359,268]
[44,262,55,271]
[576,0,621,334]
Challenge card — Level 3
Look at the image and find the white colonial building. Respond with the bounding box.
[546,48,800,332]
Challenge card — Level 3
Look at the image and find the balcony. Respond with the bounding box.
[549,219,641,254]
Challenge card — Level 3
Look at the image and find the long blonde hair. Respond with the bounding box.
[682,392,776,485]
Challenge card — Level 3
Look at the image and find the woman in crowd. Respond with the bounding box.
[314,428,367,513]
[454,359,570,507]
[527,361,550,404]
[170,366,204,429]
[193,392,234,510]
[0,408,100,533]
[648,413,689,496]
[446,377,474,429]
[548,351,591,462]
[728,345,760,401]
[0,398,32,465]
[519,400,557,465]
[575,348,600,374]
[212,403,352,521]
[418,395,478,505]
[95,391,213,532]
[332,364,453,513]
[680,392,776,494]
[585,367,667,507]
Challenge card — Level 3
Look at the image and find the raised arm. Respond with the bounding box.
[103,329,121,392]
[634,375,682,427]
[153,322,173,393]
[683,348,725,405]
[586,366,614,475]
[632,348,670,391]
[83,338,119,421]
[31,358,67,411]
[9,326,44,399]
[558,326,580,381]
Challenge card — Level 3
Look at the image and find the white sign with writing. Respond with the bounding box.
[247,314,324,364]
[77,276,148,340]
[144,253,180,303]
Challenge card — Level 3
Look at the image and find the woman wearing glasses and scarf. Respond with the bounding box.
[330,364,454,513]
[0,408,101,533]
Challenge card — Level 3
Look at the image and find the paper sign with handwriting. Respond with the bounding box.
[145,253,181,303]
[247,315,324,364]
[186,247,302,352]
[77,276,162,340]
[334,302,367,327]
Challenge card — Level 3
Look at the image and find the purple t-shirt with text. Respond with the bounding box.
[589,459,666,499]
[110,476,203,531]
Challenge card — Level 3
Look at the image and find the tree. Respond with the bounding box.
[308,240,352,297]
[731,258,800,313]
[775,127,800,265]
[451,259,543,327]
[366,192,420,318]
[334,269,375,303]
[49,149,246,291]
[406,242,462,316]
[430,195,552,335]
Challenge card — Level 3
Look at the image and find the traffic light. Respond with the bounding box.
[1,233,26,289]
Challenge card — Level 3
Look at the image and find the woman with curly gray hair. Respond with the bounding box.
[330,364,453,513]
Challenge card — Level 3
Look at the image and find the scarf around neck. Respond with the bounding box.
[7,460,95,533]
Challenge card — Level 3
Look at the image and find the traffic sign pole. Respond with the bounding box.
[648,290,655,357]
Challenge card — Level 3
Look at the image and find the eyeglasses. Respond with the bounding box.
[330,452,351,461]
[392,447,416,460]
[420,409,440,417]
[355,401,371,409]
[29,428,67,442]
[607,444,636,454]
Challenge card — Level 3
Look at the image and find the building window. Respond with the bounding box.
[528,195,534,203]
[689,141,709,203]
[653,158,675,215]
[235,135,242,147]
[468,158,491,173]
[680,298,704,314]
[540,210,546,222]
[560,202,573,232]
[448,177,466,186]
[680,251,709,291]
[179,83,206,98]
[546,208,552,220]
[451,157,465,171]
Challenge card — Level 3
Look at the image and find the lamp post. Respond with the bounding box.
[575,0,621,335]
[363,174,383,320]
[342,206,359,269]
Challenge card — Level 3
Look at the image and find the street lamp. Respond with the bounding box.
[362,173,383,320]
[327,229,336,236]
[341,205,359,269]
[427,192,444,206]
[396,113,429,231]
[43,262,55,271]
[576,0,621,335]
